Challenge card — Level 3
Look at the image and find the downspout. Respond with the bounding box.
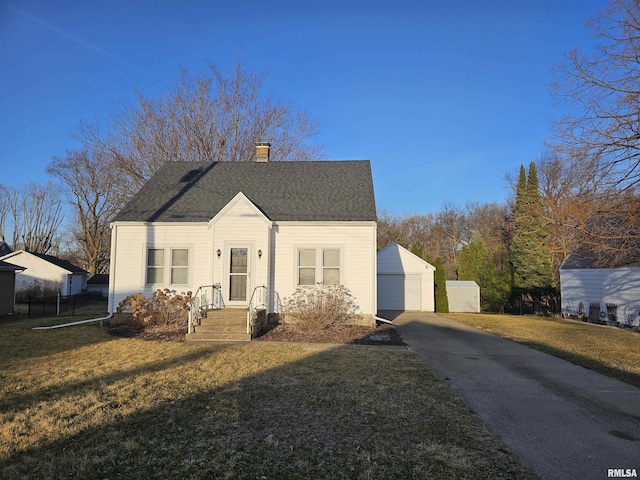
[33,312,114,330]
[108,222,117,314]
[374,314,394,325]
[34,222,120,330]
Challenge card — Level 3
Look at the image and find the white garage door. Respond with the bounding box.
[377,274,422,310]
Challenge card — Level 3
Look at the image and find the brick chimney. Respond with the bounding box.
[255,142,270,162]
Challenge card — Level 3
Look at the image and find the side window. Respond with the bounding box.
[322,249,340,285]
[146,248,164,284]
[298,248,316,285]
[170,248,189,285]
[297,248,342,285]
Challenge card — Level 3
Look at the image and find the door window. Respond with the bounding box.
[229,248,248,301]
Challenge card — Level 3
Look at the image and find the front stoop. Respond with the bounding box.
[186,308,251,343]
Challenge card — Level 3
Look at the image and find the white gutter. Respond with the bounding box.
[32,312,113,330]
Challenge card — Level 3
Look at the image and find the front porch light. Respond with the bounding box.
[258,249,262,259]
[216,249,221,258]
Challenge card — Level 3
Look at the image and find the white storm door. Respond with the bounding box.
[227,246,251,306]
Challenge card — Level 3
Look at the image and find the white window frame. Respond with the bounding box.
[296,247,343,286]
[170,248,189,285]
[146,248,165,285]
[145,246,191,287]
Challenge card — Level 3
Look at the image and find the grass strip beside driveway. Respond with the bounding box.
[443,313,640,389]
[0,316,534,479]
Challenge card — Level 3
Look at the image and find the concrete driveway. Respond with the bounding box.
[389,311,640,480]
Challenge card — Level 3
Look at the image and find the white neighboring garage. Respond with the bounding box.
[377,242,435,311]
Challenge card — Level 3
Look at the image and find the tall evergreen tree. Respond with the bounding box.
[509,162,554,289]
[410,242,424,259]
[458,237,511,311]
[432,257,449,313]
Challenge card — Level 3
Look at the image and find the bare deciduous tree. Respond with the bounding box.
[551,0,640,193]
[1,183,63,254]
[0,187,8,243]
[464,202,509,252]
[47,149,128,275]
[77,63,322,197]
[377,202,509,281]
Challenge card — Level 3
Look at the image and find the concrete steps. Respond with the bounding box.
[186,308,250,343]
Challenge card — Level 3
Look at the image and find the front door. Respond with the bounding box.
[228,246,250,305]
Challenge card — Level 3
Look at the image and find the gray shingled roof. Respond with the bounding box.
[560,252,640,269]
[114,160,377,222]
[29,253,89,274]
[0,259,24,272]
[88,274,109,285]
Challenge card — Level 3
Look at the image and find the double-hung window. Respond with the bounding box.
[146,248,164,284]
[297,248,341,286]
[298,249,316,285]
[322,249,340,285]
[146,247,189,286]
[170,248,189,285]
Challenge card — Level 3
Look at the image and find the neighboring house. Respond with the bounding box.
[446,280,481,313]
[560,253,640,324]
[376,242,435,312]
[0,250,89,296]
[87,274,109,299]
[108,143,378,334]
[0,260,24,315]
[0,239,12,257]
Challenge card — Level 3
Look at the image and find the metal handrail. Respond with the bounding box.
[273,290,283,318]
[247,285,268,335]
[188,284,224,333]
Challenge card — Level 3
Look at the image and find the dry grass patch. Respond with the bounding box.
[0,316,534,479]
[443,313,640,388]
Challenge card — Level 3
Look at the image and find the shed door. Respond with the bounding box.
[377,274,421,311]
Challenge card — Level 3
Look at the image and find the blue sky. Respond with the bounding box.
[1,0,604,216]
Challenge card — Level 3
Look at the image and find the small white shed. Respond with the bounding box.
[377,243,435,312]
[446,280,481,313]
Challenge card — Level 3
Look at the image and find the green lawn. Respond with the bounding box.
[443,313,640,388]
[0,315,535,479]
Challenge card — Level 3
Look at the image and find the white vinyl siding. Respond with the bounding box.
[273,222,376,315]
[211,195,271,306]
[109,224,206,310]
[560,266,640,317]
[109,214,376,317]
[0,250,88,297]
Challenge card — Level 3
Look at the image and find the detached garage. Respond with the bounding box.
[377,243,435,311]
